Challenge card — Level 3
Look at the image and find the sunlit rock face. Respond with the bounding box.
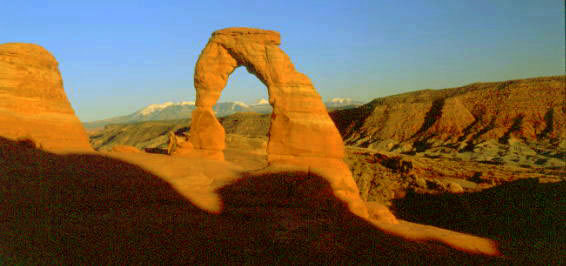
[183,27,370,218]
[0,43,91,151]
[189,27,344,159]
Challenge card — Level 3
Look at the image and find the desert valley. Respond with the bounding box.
[1,25,564,264]
[2,0,566,261]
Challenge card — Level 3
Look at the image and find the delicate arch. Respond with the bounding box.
[178,27,369,218]
[188,27,344,162]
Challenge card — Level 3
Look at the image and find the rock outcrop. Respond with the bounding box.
[0,43,91,151]
[179,28,369,218]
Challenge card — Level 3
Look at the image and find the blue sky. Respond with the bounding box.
[2,0,564,121]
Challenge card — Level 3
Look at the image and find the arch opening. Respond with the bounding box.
[218,66,269,107]
[218,66,272,157]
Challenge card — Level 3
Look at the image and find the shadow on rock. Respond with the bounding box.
[392,179,565,264]
[1,137,496,264]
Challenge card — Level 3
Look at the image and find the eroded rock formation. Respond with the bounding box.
[0,43,91,151]
[179,28,370,218]
[186,28,344,159]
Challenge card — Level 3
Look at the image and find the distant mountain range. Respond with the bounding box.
[83,98,365,129]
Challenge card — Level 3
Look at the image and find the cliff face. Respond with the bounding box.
[0,43,91,151]
[331,76,565,151]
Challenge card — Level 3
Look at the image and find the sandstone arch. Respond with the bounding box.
[182,28,371,218]
[189,27,344,161]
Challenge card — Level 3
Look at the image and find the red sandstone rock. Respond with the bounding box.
[180,28,368,218]
[111,145,141,153]
[0,43,91,151]
[366,201,398,224]
[186,28,343,159]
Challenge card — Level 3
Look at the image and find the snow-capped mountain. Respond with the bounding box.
[253,98,269,105]
[138,101,195,116]
[324,98,365,109]
[249,98,273,113]
[83,98,365,129]
[83,101,258,129]
[246,97,365,113]
[213,101,254,116]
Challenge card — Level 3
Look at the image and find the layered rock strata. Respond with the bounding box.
[332,76,566,150]
[180,28,369,218]
[0,43,91,151]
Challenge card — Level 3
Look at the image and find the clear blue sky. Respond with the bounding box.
[2,0,564,121]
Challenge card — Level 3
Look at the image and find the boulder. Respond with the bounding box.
[445,182,464,193]
[0,43,91,151]
[366,201,398,224]
[111,145,141,153]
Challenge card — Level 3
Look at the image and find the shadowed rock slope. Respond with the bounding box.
[393,178,565,265]
[0,137,501,264]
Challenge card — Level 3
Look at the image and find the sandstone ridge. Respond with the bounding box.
[0,43,91,151]
[332,76,566,152]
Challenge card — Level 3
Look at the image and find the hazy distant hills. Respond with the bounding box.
[83,98,364,129]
